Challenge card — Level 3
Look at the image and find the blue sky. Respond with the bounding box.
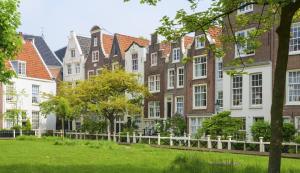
[19,0,211,51]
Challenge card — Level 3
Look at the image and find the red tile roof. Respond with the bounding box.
[102,34,113,55]
[6,40,52,80]
[183,36,194,49]
[208,27,222,46]
[115,34,149,57]
[159,42,171,57]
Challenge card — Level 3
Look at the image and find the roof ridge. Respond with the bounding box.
[115,33,149,41]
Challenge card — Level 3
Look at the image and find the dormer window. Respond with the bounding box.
[93,37,98,47]
[71,49,75,58]
[172,48,181,63]
[195,35,205,49]
[17,61,26,76]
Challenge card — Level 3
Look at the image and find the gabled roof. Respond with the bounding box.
[183,36,194,49]
[76,35,91,56]
[23,34,62,67]
[159,42,171,58]
[7,40,52,80]
[55,47,67,62]
[102,34,114,55]
[208,27,222,46]
[115,34,149,57]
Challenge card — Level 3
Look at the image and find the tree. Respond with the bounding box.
[125,0,300,172]
[0,0,22,83]
[169,113,187,136]
[40,82,79,137]
[197,111,242,139]
[75,68,148,135]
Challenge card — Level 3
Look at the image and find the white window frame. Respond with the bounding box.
[132,53,138,71]
[92,51,99,62]
[172,48,181,63]
[235,28,255,58]
[150,52,158,66]
[237,3,254,15]
[250,73,263,107]
[232,75,243,108]
[217,91,223,109]
[96,68,101,75]
[148,74,160,93]
[190,117,208,135]
[177,67,184,88]
[289,22,300,55]
[148,101,160,119]
[93,37,97,47]
[17,61,26,76]
[32,85,40,104]
[32,111,40,130]
[193,55,207,79]
[193,84,207,109]
[71,49,76,58]
[75,63,80,74]
[175,96,184,115]
[67,64,72,75]
[195,35,205,49]
[87,70,95,79]
[167,68,175,89]
[286,70,300,105]
[6,83,15,102]
[217,62,223,79]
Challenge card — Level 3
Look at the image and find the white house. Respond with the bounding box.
[1,39,57,130]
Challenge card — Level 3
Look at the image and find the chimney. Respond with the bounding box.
[151,32,159,45]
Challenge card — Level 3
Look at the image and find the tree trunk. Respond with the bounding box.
[61,117,65,140]
[268,5,298,173]
[108,116,115,137]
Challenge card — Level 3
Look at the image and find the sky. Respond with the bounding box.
[19,0,211,51]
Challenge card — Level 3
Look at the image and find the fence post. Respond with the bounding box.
[259,137,265,152]
[38,129,42,138]
[118,133,121,142]
[132,132,136,144]
[217,136,222,149]
[157,133,160,145]
[113,132,117,142]
[53,130,55,137]
[107,132,111,141]
[13,130,16,138]
[207,135,212,149]
[96,132,98,140]
[296,144,298,154]
[34,130,37,136]
[170,133,173,146]
[127,132,130,144]
[139,132,142,143]
[20,129,22,136]
[228,136,232,150]
[188,134,191,147]
[184,132,187,144]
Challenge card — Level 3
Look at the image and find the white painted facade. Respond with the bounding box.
[223,63,273,138]
[215,58,223,113]
[63,31,86,83]
[2,75,56,130]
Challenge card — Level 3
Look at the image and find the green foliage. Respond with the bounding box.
[80,117,107,133]
[0,0,22,83]
[169,113,187,136]
[283,123,296,142]
[251,121,271,141]
[294,136,300,144]
[22,119,32,131]
[197,111,242,139]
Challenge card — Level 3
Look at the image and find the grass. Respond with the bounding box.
[0,136,298,173]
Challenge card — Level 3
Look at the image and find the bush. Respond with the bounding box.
[294,136,300,144]
[22,119,32,131]
[283,123,296,142]
[169,113,187,136]
[251,121,271,141]
[80,117,107,133]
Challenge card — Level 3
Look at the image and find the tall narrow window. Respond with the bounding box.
[71,49,76,57]
[75,63,80,74]
[287,71,300,103]
[193,55,207,79]
[32,111,39,129]
[217,62,223,79]
[176,96,184,115]
[193,84,207,109]
[32,85,40,104]
[148,75,160,93]
[195,35,205,49]
[6,83,14,102]
[250,73,262,105]
[290,23,300,54]
[150,53,157,66]
[177,67,184,88]
[132,53,138,71]
[67,64,72,75]
[148,101,160,118]
[92,51,99,62]
[168,69,175,89]
[232,75,243,107]
[235,28,255,57]
[93,37,97,47]
[172,48,180,63]
[217,91,223,108]
[18,61,26,76]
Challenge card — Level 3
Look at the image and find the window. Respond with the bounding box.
[32,111,39,129]
[112,62,119,71]
[75,63,80,74]
[71,49,75,57]
[67,64,72,75]
[193,55,207,79]
[132,53,138,71]
[93,37,97,47]
[150,53,157,66]
[238,3,253,14]
[96,68,101,75]
[287,71,300,103]
[148,75,160,93]
[240,117,246,131]
[193,84,207,109]
[217,91,223,108]
[88,70,94,79]
[92,51,99,62]
[18,61,26,76]
[175,96,184,115]
[167,69,175,89]
[217,62,223,79]
[177,67,184,88]
[232,75,243,107]
[32,85,40,104]
[172,48,180,63]
[290,23,300,54]
[254,117,264,122]
[148,101,160,118]
[195,35,205,49]
[250,73,262,105]
[235,28,255,57]
[190,117,206,135]
[6,83,14,102]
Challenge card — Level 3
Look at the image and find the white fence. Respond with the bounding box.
[52,131,299,154]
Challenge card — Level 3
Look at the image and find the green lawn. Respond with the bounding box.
[0,137,299,173]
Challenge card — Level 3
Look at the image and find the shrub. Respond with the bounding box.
[169,113,187,136]
[251,121,271,141]
[294,136,300,144]
[283,123,296,142]
[80,117,107,133]
[22,119,32,131]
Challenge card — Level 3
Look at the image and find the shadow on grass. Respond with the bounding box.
[0,164,162,173]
